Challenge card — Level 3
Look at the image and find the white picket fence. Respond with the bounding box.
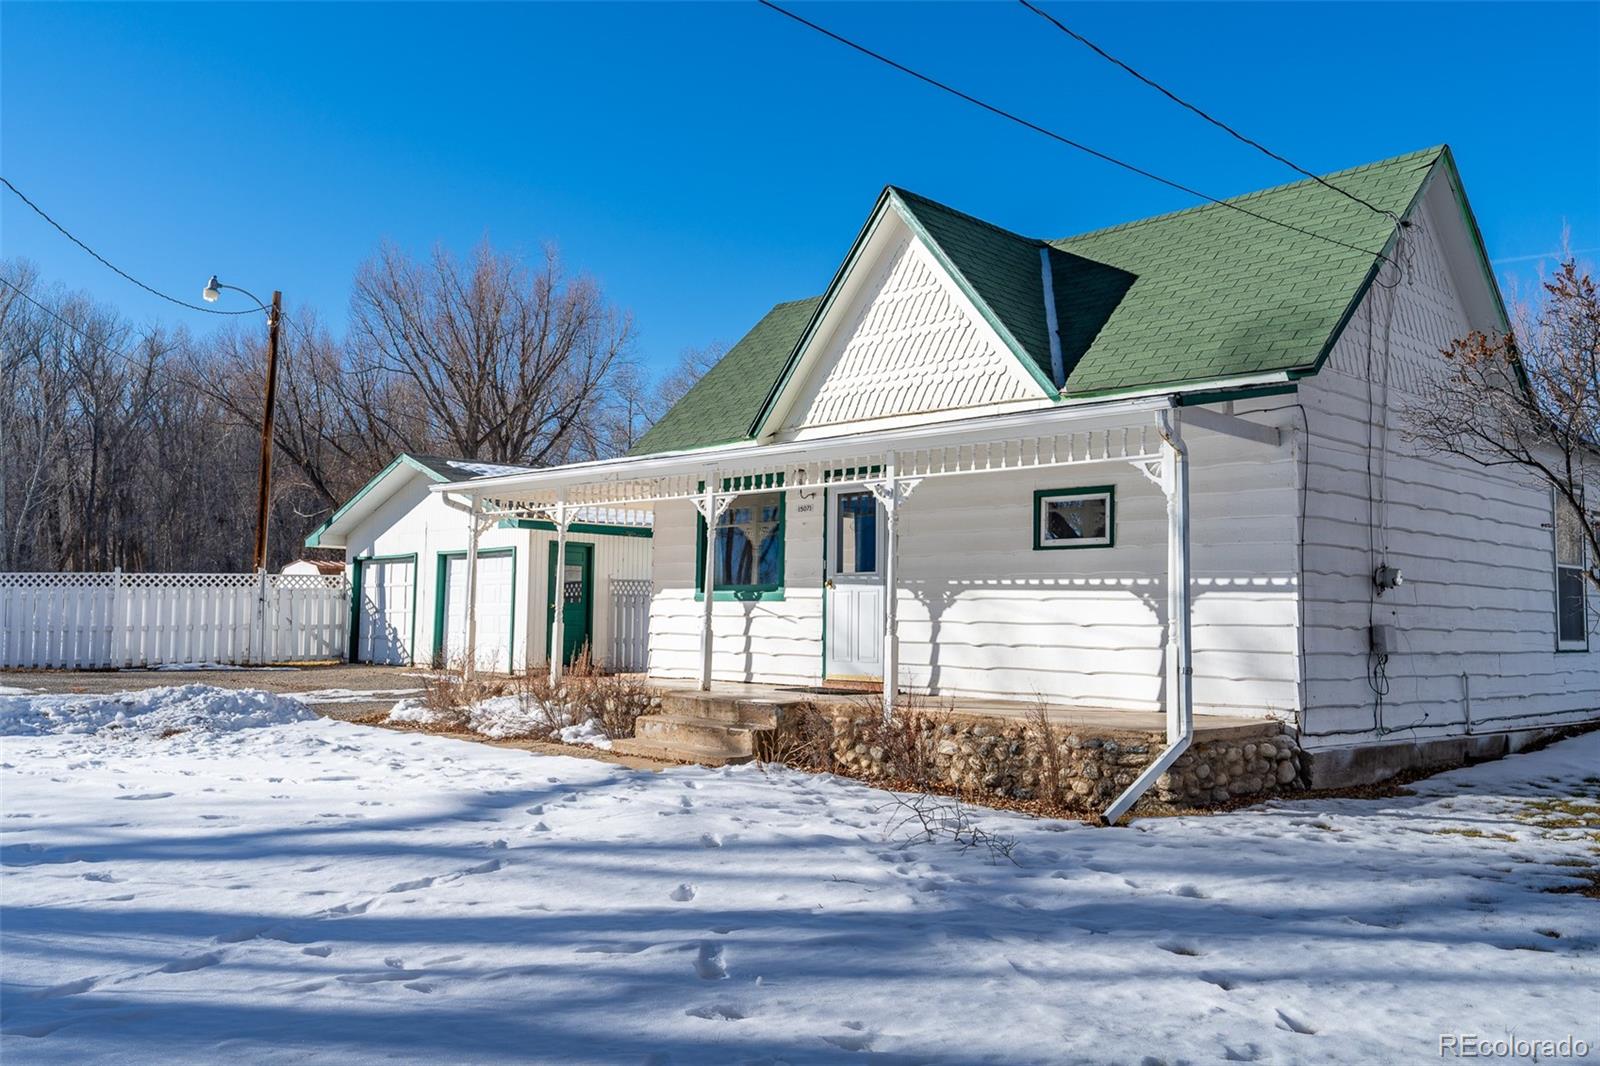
[0,571,349,670]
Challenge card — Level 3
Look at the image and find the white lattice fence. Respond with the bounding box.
[608,578,652,672]
[0,571,349,669]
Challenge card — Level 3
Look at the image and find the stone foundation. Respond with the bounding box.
[818,711,1302,813]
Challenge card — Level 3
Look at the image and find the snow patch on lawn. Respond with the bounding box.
[386,694,612,748]
[0,685,1595,1064]
[0,684,316,737]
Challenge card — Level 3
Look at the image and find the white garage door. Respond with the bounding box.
[355,558,415,665]
[438,552,515,672]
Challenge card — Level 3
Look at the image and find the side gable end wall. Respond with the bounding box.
[1296,178,1599,748]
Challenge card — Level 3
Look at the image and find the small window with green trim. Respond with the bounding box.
[696,475,785,597]
[1034,486,1114,550]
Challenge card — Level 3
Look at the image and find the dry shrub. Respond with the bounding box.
[884,791,1019,865]
[761,702,840,771]
[513,647,656,741]
[1025,695,1066,813]
[847,691,951,789]
[419,659,509,730]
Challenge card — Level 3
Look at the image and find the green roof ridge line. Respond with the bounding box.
[1048,145,1444,247]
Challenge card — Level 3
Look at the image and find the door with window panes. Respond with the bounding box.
[825,490,885,679]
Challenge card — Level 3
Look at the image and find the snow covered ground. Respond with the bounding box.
[2,686,1596,1064]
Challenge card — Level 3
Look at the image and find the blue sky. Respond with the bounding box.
[3,2,1597,375]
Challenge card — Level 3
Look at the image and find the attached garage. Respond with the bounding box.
[305,454,653,673]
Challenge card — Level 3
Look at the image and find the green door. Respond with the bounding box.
[546,542,594,666]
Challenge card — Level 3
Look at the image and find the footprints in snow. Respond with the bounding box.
[685,1003,745,1021]
[693,942,727,980]
[158,952,222,974]
[383,857,507,896]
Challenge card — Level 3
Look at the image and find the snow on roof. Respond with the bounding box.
[444,459,539,479]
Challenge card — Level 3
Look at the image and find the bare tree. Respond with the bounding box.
[348,240,636,465]
[657,342,725,414]
[1406,255,1599,592]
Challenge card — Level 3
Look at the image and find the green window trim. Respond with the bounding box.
[430,546,518,672]
[349,552,420,664]
[497,518,652,539]
[1033,485,1116,551]
[695,474,787,602]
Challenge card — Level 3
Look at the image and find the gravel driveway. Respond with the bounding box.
[0,663,426,720]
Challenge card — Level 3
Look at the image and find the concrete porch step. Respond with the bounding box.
[658,691,789,728]
[634,713,760,757]
[610,735,752,767]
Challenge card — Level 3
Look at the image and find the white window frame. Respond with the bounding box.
[1554,487,1589,653]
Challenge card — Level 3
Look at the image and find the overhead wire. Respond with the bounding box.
[1015,0,1399,222]
[0,272,161,368]
[1,176,258,316]
[757,0,1396,267]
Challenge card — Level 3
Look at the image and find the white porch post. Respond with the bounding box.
[867,454,920,720]
[698,474,720,691]
[881,455,899,716]
[463,494,482,679]
[549,495,569,683]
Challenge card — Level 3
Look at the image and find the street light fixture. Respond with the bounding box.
[203,275,283,575]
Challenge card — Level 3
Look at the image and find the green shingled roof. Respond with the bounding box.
[630,297,822,457]
[1051,146,1443,396]
[632,147,1449,455]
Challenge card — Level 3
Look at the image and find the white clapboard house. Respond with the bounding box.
[370,147,1598,788]
[304,454,654,673]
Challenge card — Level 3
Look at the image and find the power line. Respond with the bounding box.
[1016,0,1398,221]
[1,176,258,316]
[0,273,157,368]
[757,0,1394,265]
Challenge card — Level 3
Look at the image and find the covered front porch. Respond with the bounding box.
[616,678,1297,815]
[439,392,1288,819]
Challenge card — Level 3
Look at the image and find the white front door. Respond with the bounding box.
[825,490,884,679]
[439,551,515,672]
[356,557,415,665]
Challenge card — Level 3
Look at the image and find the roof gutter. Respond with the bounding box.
[440,392,1178,498]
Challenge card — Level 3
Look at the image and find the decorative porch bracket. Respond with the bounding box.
[1130,457,1164,489]
[863,461,923,717]
[690,479,733,691]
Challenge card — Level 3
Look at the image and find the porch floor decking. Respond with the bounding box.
[641,678,1283,742]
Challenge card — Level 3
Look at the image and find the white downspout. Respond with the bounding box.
[1103,407,1192,824]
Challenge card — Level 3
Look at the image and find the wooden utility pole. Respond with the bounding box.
[251,290,283,573]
